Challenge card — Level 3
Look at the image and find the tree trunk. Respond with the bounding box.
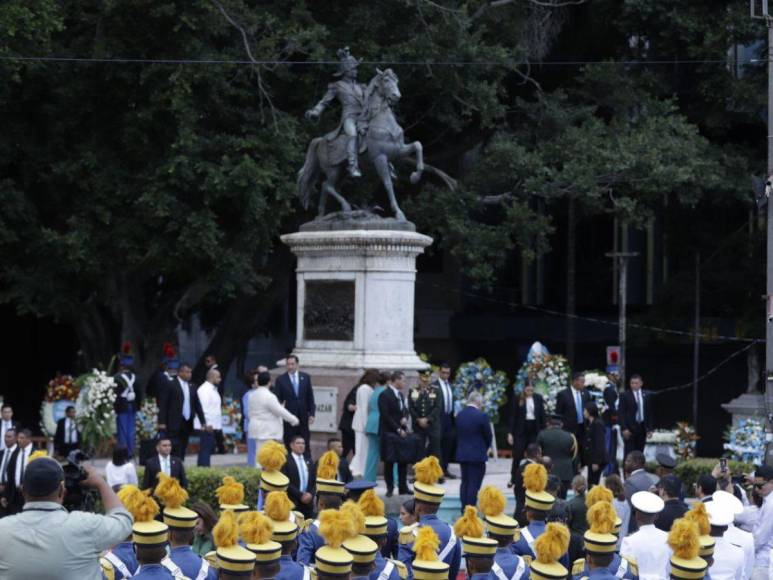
[566,196,576,367]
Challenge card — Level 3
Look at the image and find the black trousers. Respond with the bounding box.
[384,461,408,493]
[170,419,194,459]
[341,428,355,459]
[624,423,647,458]
[588,464,602,486]
[510,420,539,481]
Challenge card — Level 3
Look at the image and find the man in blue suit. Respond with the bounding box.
[455,391,492,510]
[275,355,315,459]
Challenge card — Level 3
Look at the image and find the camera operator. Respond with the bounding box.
[0,456,132,579]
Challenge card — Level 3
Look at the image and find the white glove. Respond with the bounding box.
[125,392,136,402]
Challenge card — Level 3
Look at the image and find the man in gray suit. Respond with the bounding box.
[623,450,659,533]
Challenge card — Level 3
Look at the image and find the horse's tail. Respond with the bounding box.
[297,137,322,210]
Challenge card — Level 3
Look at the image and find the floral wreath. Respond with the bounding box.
[724,418,768,464]
[514,351,571,415]
[451,358,509,424]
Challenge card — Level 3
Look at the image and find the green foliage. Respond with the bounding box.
[137,465,262,507]
[646,457,753,493]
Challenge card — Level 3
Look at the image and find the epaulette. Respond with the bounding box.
[622,555,638,576]
[572,558,585,575]
[399,523,418,545]
[310,567,318,580]
[390,558,408,579]
[521,555,532,566]
[293,510,306,530]
[99,557,115,580]
[204,551,219,569]
[303,518,316,533]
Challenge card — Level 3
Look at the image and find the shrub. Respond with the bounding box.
[673,458,752,492]
[136,466,262,507]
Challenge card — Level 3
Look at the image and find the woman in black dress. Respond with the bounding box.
[508,381,546,482]
[582,402,607,486]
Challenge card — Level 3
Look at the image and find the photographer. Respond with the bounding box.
[0,457,132,579]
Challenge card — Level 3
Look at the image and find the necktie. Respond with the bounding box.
[164,457,170,475]
[0,450,8,484]
[575,391,583,424]
[636,391,644,423]
[443,381,451,414]
[298,456,307,492]
[292,374,299,397]
[19,449,26,483]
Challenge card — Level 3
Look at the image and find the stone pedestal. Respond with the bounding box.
[279,226,432,457]
[721,392,773,426]
[280,229,433,370]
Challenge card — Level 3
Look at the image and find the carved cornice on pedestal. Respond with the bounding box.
[281,230,433,258]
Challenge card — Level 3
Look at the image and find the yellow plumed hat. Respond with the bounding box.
[454,505,485,539]
[258,442,290,492]
[264,491,292,522]
[342,534,380,565]
[28,450,48,463]
[340,501,366,536]
[523,463,554,511]
[358,488,385,517]
[316,451,345,495]
[130,491,168,547]
[154,473,197,530]
[684,502,715,558]
[414,456,445,504]
[583,501,618,554]
[314,509,355,576]
[216,476,248,512]
[215,510,256,574]
[239,511,282,564]
[668,518,708,579]
[412,526,450,580]
[530,522,569,580]
[585,485,622,533]
[478,485,519,539]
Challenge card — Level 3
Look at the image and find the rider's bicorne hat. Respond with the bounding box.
[334,47,362,76]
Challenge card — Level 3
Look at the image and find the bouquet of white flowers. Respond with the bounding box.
[136,398,159,442]
[515,353,571,414]
[724,418,768,464]
[452,358,509,424]
[75,369,117,455]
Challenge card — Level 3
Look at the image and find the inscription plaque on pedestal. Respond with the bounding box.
[304,280,355,341]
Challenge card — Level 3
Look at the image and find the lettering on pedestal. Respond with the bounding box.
[304,280,355,340]
[311,387,338,433]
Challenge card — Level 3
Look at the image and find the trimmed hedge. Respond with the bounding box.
[136,466,262,507]
[644,457,753,493]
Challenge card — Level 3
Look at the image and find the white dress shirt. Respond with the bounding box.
[0,444,16,484]
[293,453,308,493]
[709,535,745,580]
[754,492,773,569]
[438,379,453,415]
[635,389,645,423]
[389,386,404,411]
[571,387,584,423]
[248,387,299,440]
[620,524,671,580]
[63,418,78,444]
[179,379,191,421]
[725,523,754,580]
[194,381,221,430]
[158,454,172,476]
[525,396,535,421]
[13,444,33,487]
[0,420,13,451]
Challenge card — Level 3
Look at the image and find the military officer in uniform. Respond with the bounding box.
[239,511,284,580]
[619,491,669,580]
[409,370,442,465]
[397,456,462,579]
[114,342,139,456]
[704,501,744,580]
[305,47,366,178]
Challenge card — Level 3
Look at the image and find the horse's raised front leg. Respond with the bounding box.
[373,154,405,221]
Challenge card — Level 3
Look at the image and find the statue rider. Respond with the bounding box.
[305,47,366,178]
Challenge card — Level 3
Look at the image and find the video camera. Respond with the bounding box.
[62,449,95,511]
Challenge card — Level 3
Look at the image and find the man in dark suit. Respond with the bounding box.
[157,362,207,459]
[142,437,188,490]
[618,374,653,457]
[0,428,19,516]
[654,474,687,532]
[554,373,590,462]
[378,370,410,497]
[275,355,315,459]
[454,391,492,510]
[0,405,20,453]
[432,363,456,479]
[54,405,80,458]
[283,435,316,518]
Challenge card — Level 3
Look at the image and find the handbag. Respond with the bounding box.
[383,432,424,463]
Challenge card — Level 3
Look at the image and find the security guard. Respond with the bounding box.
[397,456,461,579]
[409,370,442,460]
[572,502,637,580]
[477,485,529,580]
[297,450,346,565]
[155,474,216,580]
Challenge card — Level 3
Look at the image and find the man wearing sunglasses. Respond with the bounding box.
[751,464,773,580]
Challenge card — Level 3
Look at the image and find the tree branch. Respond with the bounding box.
[472,0,585,22]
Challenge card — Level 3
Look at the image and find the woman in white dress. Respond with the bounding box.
[105,445,138,489]
[349,369,380,478]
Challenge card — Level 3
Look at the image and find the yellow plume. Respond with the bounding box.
[534,522,569,564]
[523,463,547,493]
[587,501,616,535]
[316,451,339,480]
[340,501,366,535]
[258,441,287,472]
[478,486,506,517]
[414,456,443,485]
[28,450,48,463]
[264,491,292,522]
[118,485,159,522]
[668,518,700,560]
[318,509,356,549]
[214,510,240,549]
[585,485,613,509]
[453,505,485,539]
[239,511,274,545]
[358,489,385,517]
[684,502,710,536]
[216,476,245,506]
[154,472,188,508]
[413,526,440,561]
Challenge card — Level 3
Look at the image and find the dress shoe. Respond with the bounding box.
[444,472,457,480]
[439,477,446,484]
[398,488,411,495]
[386,489,394,498]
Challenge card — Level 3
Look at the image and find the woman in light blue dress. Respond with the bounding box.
[364,372,389,482]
